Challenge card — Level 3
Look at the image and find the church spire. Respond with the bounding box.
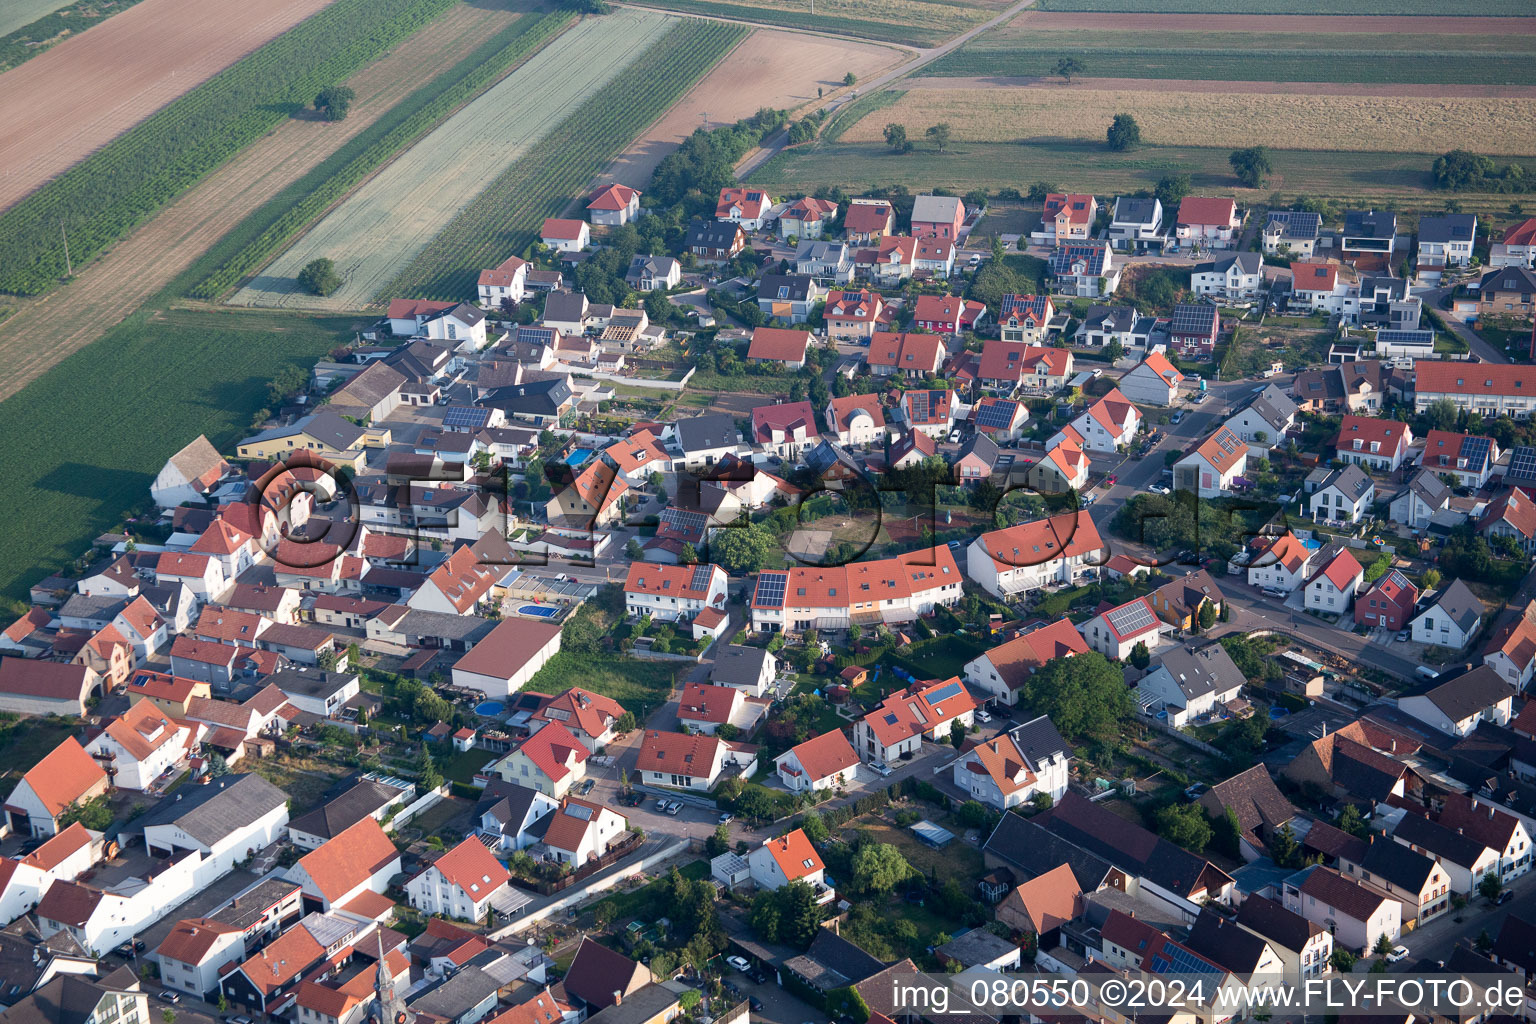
[372,931,413,1024]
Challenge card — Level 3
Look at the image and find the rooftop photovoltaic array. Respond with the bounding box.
[974,401,1019,430]
[1508,447,1536,481]
[1459,435,1492,469]
[1376,330,1434,347]
[1105,600,1157,637]
[442,407,491,429]
[1170,304,1216,333]
[1149,944,1223,975]
[689,564,715,592]
[928,680,964,705]
[754,571,788,608]
[1214,431,1242,455]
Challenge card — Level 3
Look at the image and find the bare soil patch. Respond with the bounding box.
[0,1,522,400]
[903,75,1536,98]
[1011,10,1536,32]
[602,27,903,188]
[0,0,340,211]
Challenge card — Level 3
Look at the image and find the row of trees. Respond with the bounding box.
[881,122,951,155]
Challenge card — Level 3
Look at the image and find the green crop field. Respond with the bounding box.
[0,0,460,297]
[190,8,573,300]
[0,307,360,602]
[615,0,997,46]
[232,8,681,311]
[925,46,1536,85]
[753,138,1536,213]
[1036,0,1535,12]
[387,18,747,301]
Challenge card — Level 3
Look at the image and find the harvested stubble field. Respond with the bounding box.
[844,85,1536,155]
[0,0,339,212]
[0,0,538,401]
[622,0,1003,46]
[388,18,745,300]
[603,27,902,188]
[233,8,676,311]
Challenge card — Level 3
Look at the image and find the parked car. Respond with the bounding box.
[750,998,764,1012]
[869,761,893,777]
[157,992,180,1005]
[1261,587,1288,599]
[1171,411,1185,425]
[577,778,596,795]
[1395,630,1409,642]
[727,956,752,972]
[976,710,991,724]
[1497,889,1515,905]
[718,813,734,825]
[665,801,682,816]
[1386,945,1410,963]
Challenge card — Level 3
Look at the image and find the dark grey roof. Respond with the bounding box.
[57,594,127,622]
[935,929,1018,967]
[1404,468,1452,507]
[1422,579,1485,633]
[800,929,886,984]
[1317,464,1374,502]
[711,644,773,687]
[584,985,683,1024]
[424,302,485,328]
[242,409,364,451]
[1082,305,1136,333]
[473,778,550,830]
[1361,838,1438,892]
[1361,275,1411,301]
[135,773,287,846]
[1201,765,1294,836]
[395,609,497,645]
[1009,715,1071,771]
[1419,664,1510,722]
[406,965,497,1018]
[1233,894,1320,954]
[1418,214,1478,244]
[542,290,588,324]
[1111,197,1160,227]
[804,439,864,479]
[267,667,357,700]
[1043,793,1227,899]
[673,413,738,454]
[955,433,999,469]
[289,779,399,841]
[686,220,742,249]
[1264,210,1321,242]
[1494,915,1536,974]
[1185,908,1274,975]
[1148,641,1244,701]
[1481,265,1536,296]
[1344,209,1396,240]
[984,812,1113,892]
[1393,809,1491,868]
[0,975,124,1024]
[758,274,814,302]
[1242,383,1298,430]
[478,377,573,417]
[1194,252,1261,276]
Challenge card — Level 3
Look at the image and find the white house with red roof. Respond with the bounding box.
[899,389,956,439]
[824,394,886,447]
[977,342,1073,393]
[113,596,167,660]
[747,326,813,370]
[752,400,821,458]
[717,187,772,231]
[1174,197,1241,250]
[478,255,529,306]
[530,687,627,752]
[860,234,917,286]
[1481,488,1536,556]
[496,720,589,798]
[3,737,108,837]
[952,718,1072,810]
[1119,352,1183,407]
[1419,430,1499,489]
[1304,548,1364,615]
[452,619,563,699]
[780,196,838,239]
[1335,415,1412,471]
[823,289,886,342]
[151,435,230,509]
[971,397,1029,442]
[84,701,191,791]
[854,677,976,762]
[1027,436,1089,495]
[678,681,763,736]
[774,729,859,793]
[962,621,1087,708]
[155,917,246,998]
[407,545,500,615]
[0,823,95,923]
[540,218,590,253]
[1290,261,1358,316]
[749,547,963,633]
[967,510,1107,598]
[1492,217,1536,269]
[624,562,728,623]
[636,730,756,791]
[1032,194,1096,245]
[1174,426,1249,498]
[1053,387,1141,453]
[866,331,944,379]
[587,183,640,226]
[1247,532,1314,594]
[997,294,1055,344]
[912,294,986,336]
[844,199,894,243]
[405,836,511,923]
[1078,596,1165,661]
[747,829,833,903]
[387,298,455,337]
[285,816,401,913]
[155,551,226,600]
[533,796,628,868]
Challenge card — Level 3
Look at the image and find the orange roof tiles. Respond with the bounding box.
[541,218,587,240]
[1177,196,1237,227]
[780,729,858,782]
[487,992,573,1024]
[638,729,724,779]
[867,331,943,372]
[825,290,884,323]
[976,510,1106,571]
[1310,547,1363,592]
[624,562,724,601]
[295,817,398,904]
[762,827,823,881]
[862,676,977,748]
[748,327,813,364]
[515,721,589,784]
[827,393,885,434]
[98,701,181,762]
[978,342,1071,384]
[678,682,740,725]
[428,837,510,899]
[13,737,106,817]
[1291,261,1339,292]
[22,822,94,872]
[587,183,639,211]
[156,917,241,965]
[967,733,1037,796]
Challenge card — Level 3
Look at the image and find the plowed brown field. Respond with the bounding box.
[0,1,524,400]
[0,0,344,211]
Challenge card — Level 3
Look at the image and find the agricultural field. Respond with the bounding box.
[753,138,1531,214]
[0,0,84,40]
[926,11,1536,84]
[0,0,341,213]
[604,27,902,188]
[232,8,679,311]
[0,307,359,603]
[0,0,543,402]
[0,0,155,72]
[386,18,745,301]
[1034,0,1536,12]
[0,0,459,296]
[617,0,1004,46]
[844,84,1536,155]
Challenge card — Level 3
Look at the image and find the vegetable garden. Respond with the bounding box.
[232,8,683,311]
[386,18,747,302]
[0,0,461,296]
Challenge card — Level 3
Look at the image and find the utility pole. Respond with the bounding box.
[60,219,71,277]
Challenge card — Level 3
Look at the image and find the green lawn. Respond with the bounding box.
[0,306,360,602]
[892,634,991,680]
[754,139,1533,213]
[587,859,710,923]
[521,653,678,720]
[0,716,75,785]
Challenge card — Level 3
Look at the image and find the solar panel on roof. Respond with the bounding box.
[1460,435,1491,469]
[1170,304,1215,333]
[754,572,787,608]
[1377,330,1433,346]
[1105,600,1156,637]
[974,401,1018,429]
[1509,447,1536,481]
[1149,944,1222,975]
[928,680,963,704]
[442,407,491,429]
[689,564,715,592]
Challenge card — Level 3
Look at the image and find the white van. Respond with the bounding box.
[1416,666,1440,681]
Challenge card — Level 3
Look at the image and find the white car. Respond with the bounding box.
[976,710,991,723]
[727,956,752,972]
[1386,945,1410,963]
[869,761,893,777]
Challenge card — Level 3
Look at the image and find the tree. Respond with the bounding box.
[1268,821,1302,868]
[314,84,355,121]
[207,750,230,777]
[707,822,731,857]
[626,537,644,560]
[925,123,952,152]
[1331,949,1357,973]
[710,522,777,573]
[1053,57,1085,84]
[1106,113,1141,151]
[1129,641,1151,670]
[1155,802,1212,852]
[748,889,782,942]
[1481,871,1504,902]
[680,542,699,564]
[949,718,966,750]
[298,257,341,296]
[1155,173,1192,207]
[883,123,912,154]
[562,613,603,654]
[1020,651,1135,742]
[800,810,829,844]
[417,742,443,791]
[1337,803,1368,839]
[851,842,913,895]
[1197,600,1217,631]
[1476,928,1494,954]
[844,71,857,86]
[1423,568,1442,591]
[1373,933,1393,957]
[1104,339,1125,364]
[162,1011,176,1024]
[776,879,823,949]
[1229,146,1274,189]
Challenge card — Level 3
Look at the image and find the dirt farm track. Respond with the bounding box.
[0,0,337,212]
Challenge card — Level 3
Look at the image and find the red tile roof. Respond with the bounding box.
[827,394,885,434]
[515,721,589,783]
[975,510,1106,571]
[98,701,181,762]
[761,828,823,881]
[1177,196,1237,227]
[1335,415,1409,456]
[1291,261,1338,292]
[779,729,858,782]
[638,729,726,779]
[678,681,740,725]
[748,327,813,364]
[784,197,837,223]
[453,618,563,682]
[156,917,241,965]
[423,545,500,614]
[862,676,977,748]
[587,183,639,211]
[156,552,213,578]
[717,187,770,220]
[1501,218,1536,247]
[624,562,725,601]
[13,737,107,816]
[22,822,94,872]
[753,400,819,445]
[1254,531,1311,574]
[295,817,398,904]
[479,255,528,288]
[1043,193,1096,226]
[867,331,943,372]
[1416,361,1536,398]
[486,992,573,1024]
[913,294,984,327]
[1481,487,1536,541]
[541,218,587,241]
[388,299,454,320]
[427,837,510,900]
[824,290,884,323]
[1310,547,1363,592]
[1190,426,1248,475]
[843,200,893,234]
[978,342,1071,384]
[1140,351,1182,387]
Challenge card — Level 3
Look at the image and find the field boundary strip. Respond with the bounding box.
[385,18,748,302]
[188,8,576,301]
[618,0,979,46]
[231,8,682,311]
[0,0,462,297]
[0,0,153,71]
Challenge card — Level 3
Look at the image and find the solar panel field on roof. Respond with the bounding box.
[1148,943,1222,975]
[974,401,1018,430]
[928,680,963,704]
[1509,447,1536,481]
[1460,435,1492,469]
[442,407,491,429]
[1376,330,1433,346]
[754,572,787,608]
[1105,600,1156,637]
[1170,304,1215,333]
[689,564,715,592]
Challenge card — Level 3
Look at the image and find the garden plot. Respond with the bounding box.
[232,7,673,311]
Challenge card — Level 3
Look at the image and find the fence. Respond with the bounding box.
[510,830,646,896]
[552,361,695,392]
[389,783,450,829]
[488,838,688,938]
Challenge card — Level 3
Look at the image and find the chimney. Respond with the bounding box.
[612,992,622,1007]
